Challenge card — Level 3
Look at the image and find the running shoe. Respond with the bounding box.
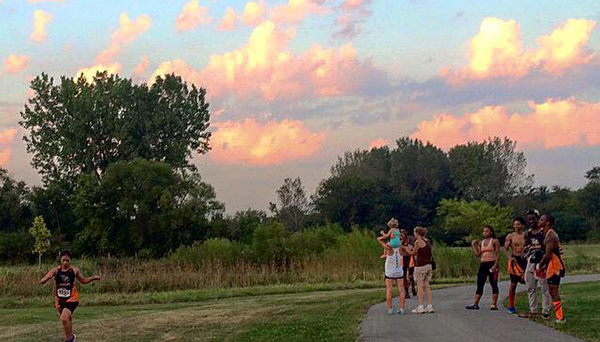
[65,335,76,342]
[507,307,517,314]
[490,305,498,311]
[542,313,551,320]
[555,318,566,324]
[412,306,426,314]
[425,305,434,313]
[395,308,405,315]
[387,308,394,315]
[465,304,480,310]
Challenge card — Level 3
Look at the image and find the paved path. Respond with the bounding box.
[361,274,600,342]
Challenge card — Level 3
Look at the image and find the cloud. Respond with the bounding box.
[30,10,52,43]
[26,0,65,3]
[4,54,30,74]
[76,63,122,81]
[175,0,210,31]
[334,0,373,39]
[410,97,600,150]
[0,128,17,166]
[368,138,387,149]
[210,118,326,165]
[218,7,237,31]
[442,18,596,83]
[269,0,328,25]
[242,1,265,27]
[150,20,388,101]
[133,56,149,77]
[96,13,151,64]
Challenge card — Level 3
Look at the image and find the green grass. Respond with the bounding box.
[506,281,600,342]
[0,288,384,342]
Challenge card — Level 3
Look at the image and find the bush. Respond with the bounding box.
[288,223,344,258]
[554,212,592,242]
[0,229,33,263]
[252,221,290,264]
[169,238,242,265]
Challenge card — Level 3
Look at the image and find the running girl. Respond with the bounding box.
[39,250,101,342]
[466,225,500,310]
[377,228,409,315]
[504,217,527,314]
[379,218,401,258]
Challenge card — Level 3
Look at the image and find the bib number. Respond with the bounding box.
[57,288,71,298]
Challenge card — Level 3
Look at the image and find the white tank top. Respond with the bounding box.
[385,247,404,278]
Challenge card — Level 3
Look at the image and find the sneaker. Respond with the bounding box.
[490,305,498,311]
[465,304,480,310]
[425,305,434,313]
[555,318,566,324]
[507,307,517,314]
[518,311,536,319]
[405,292,411,299]
[412,306,426,314]
[395,308,405,315]
[387,308,394,315]
[542,313,551,320]
[65,335,76,342]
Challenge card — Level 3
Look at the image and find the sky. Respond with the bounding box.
[1,0,600,213]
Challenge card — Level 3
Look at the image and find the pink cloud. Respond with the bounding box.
[334,0,373,38]
[150,20,380,101]
[133,56,149,77]
[410,98,600,150]
[442,18,596,83]
[218,7,237,31]
[0,128,17,166]
[4,54,30,74]
[270,0,328,24]
[76,63,122,81]
[210,118,326,165]
[175,0,210,31]
[26,0,65,3]
[30,10,52,43]
[242,1,265,27]
[368,138,387,149]
[96,13,151,64]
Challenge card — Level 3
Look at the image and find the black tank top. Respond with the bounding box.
[525,229,545,262]
[415,241,432,267]
[55,268,76,301]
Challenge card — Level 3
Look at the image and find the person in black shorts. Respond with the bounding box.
[538,214,566,323]
[504,217,527,314]
[39,250,101,342]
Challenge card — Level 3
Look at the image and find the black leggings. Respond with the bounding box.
[476,261,499,295]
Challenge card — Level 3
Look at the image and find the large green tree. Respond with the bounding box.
[72,158,223,257]
[0,168,32,232]
[448,137,532,203]
[270,177,310,232]
[20,72,211,184]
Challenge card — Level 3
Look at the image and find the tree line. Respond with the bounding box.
[1,72,599,262]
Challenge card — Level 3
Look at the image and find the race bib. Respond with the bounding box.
[57,288,71,298]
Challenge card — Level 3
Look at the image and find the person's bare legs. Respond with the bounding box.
[60,309,73,340]
[492,293,499,307]
[416,277,424,306]
[424,279,432,306]
[385,279,394,310]
[396,279,406,310]
[472,293,482,305]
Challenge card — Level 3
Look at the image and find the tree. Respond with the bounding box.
[29,216,51,268]
[270,177,309,232]
[585,166,600,184]
[389,138,454,227]
[448,137,532,203]
[436,198,514,245]
[20,72,211,185]
[72,158,223,257]
[0,168,32,232]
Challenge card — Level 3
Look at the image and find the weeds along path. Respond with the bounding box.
[360,274,600,342]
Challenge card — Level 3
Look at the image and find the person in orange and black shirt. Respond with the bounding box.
[538,214,566,324]
[504,217,527,314]
[39,250,101,342]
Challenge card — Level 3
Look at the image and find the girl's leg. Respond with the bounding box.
[60,309,73,339]
[425,279,432,306]
[396,279,406,309]
[385,279,394,309]
[473,264,486,305]
[416,273,424,306]
[490,271,499,306]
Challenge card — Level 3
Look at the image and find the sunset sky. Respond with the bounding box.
[1,0,600,212]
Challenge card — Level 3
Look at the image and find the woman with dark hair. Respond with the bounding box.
[39,250,101,342]
[466,225,501,310]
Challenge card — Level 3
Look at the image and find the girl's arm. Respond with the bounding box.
[39,267,58,285]
[471,240,481,257]
[74,268,101,285]
[408,241,421,256]
[492,239,501,271]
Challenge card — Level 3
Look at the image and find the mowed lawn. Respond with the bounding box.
[509,281,600,342]
[1,288,385,342]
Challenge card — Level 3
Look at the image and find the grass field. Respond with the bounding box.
[0,288,389,342]
[507,281,600,342]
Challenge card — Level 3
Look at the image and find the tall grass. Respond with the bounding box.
[1,231,598,300]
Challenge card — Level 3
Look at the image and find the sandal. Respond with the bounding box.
[490,305,498,310]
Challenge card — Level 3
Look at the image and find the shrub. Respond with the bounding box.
[252,221,290,264]
[169,238,242,265]
[0,229,33,263]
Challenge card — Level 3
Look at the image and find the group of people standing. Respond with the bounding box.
[466,209,566,323]
[378,219,434,315]
[378,209,566,324]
